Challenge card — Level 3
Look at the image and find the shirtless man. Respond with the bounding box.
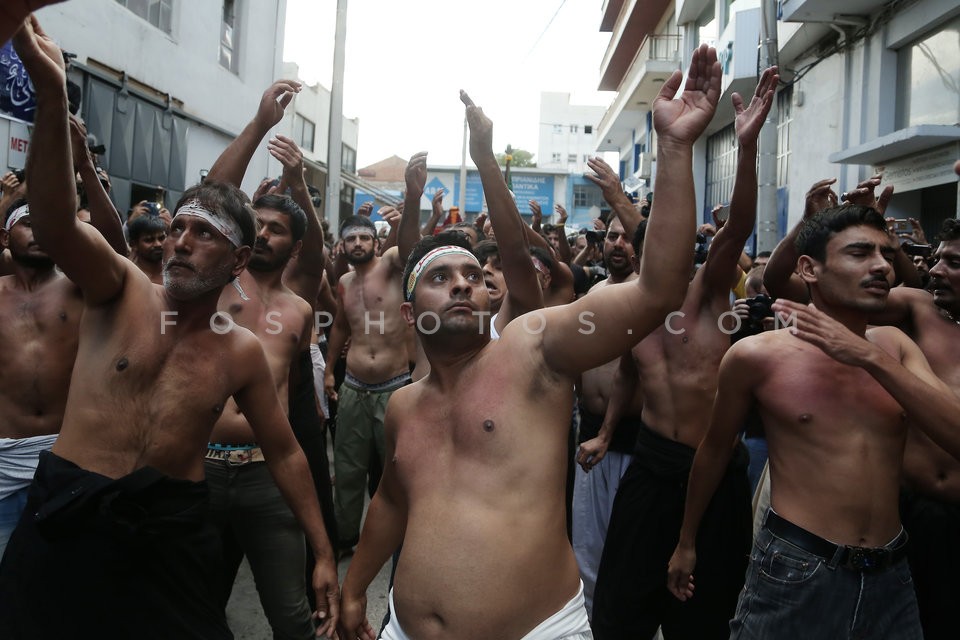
[324,156,420,553]
[195,79,333,637]
[764,183,960,638]
[572,215,645,617]
[0,18,338,639]
[0,197,82,559]
[667,203,960,639]
[590,67,777,640]
[336,45,721,640]
[127,214,167,284]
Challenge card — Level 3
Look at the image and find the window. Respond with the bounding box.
[553,124,563,134]
[897,15,960,128]
[293,114,315,153]
[574,184,602,208]
[219,0,239,73]
[115,0,173,34]
[705,123,737,212]
[342,144,356,173]
[568,154,577,163]
[551,152,561,163]
[570,124,579,134]
[584,125,593,134]
[776,86,792,188]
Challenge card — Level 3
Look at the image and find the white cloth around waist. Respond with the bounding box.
[0,434,59,500]
[380,581,592,640]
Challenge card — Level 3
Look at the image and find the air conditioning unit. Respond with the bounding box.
[634,153,653,180]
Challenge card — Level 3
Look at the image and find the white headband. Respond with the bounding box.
[4,204,28,232]
[405,245,480,301]
[173,199,244,247]
[341,225,375,240]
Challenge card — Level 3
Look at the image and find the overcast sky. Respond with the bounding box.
[283,0,615,168]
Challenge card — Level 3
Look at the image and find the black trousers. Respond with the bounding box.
[592,425,752,640]
[0,451,232,640]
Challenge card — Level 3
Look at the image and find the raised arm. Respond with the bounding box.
[667,340,761,600]
[461,92,543,322]
[763,178,837,302]
[553,204,573,264]
[233,335,339,636]
[585,157,641,235]
[398,153,428,265]
[701,67,778,294]
[271,135,326,303]
[0,2,65,46]
[421,188,444,237]
[206,80,301,188]
[70,115,126,255]
[14,16,126,304]
[535,45,722,376]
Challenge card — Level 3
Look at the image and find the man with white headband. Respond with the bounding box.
[0,17,339,639]
[338,46,723,640]
[324,157,421,557]
[198,80,342,638]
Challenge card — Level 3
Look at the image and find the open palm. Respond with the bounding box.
[652,44,721,145]
[734,66,779,146]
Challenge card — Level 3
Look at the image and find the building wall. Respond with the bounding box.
[538,93,607,174]
[25,0,287,198]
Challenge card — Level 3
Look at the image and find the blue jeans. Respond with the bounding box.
[731,522,923,639]
[0,486,30,560]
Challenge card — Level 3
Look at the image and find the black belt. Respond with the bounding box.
[765,510,908,573]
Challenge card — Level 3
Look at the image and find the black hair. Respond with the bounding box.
[529,245,554,272]
[795,205,887,263]
[253,194,308,242]
[936,218,960,243]
[338,215,376,238]
[127,214,167,243]
[4,198,27,226]
[174,181,256,248]
[631,219,648,254]
[472,239,500,267]
[402,230,475,302]
[755,250,772,259]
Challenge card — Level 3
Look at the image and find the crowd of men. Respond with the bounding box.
[1,6,959,640]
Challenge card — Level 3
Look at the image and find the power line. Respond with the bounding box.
[523,0,568,62]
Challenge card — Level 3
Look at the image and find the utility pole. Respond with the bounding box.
[325,0,348,227]
[459,115,468,214]
[756,0,780,252]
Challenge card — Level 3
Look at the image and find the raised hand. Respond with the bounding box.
[555,204,568,225]
[804,178,839,219]
[357,202,374,218]
[268,134,305,186]
[460,90,495,164]
[12,15,65,95]
[653,44,721,146]
[380,206,401,229]
[529,200,543,223]
[733,66,778,147]
[585,156,622,199]
[405,151,428,198]
[68,115,92,169]
[254,79,301,130]
[432,187,445,213]
[0,171,21,195]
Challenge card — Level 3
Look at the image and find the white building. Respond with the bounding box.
[538,92,608,175]
[1,0,369,223]
[594,0,959,252]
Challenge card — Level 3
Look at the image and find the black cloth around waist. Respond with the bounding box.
[632,422,748,480]
[577,404,642,454]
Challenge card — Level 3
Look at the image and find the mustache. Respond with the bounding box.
[861,276,890,289]
[164,257,196,272]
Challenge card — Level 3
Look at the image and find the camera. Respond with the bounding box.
[585,230,606,245]
[901,243,932,257]
[143,202,161,217]
[735,293,775,339]
[12,169,25,183]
